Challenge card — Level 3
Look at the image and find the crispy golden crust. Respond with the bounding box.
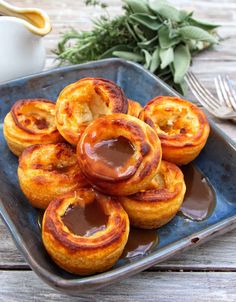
[55,78,128,145]
[139,96,210,165]
[18,143,88,209]
[119,161,186,229]
[77,113,162,196]
[127,99,143,118]
[3,99,64,156]
[42,188,129,275]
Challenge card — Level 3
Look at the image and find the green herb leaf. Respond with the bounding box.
[160,47,174,69]
[142,49,152,68]
[55,0,220,95]
[149,0,181,22]
[123,0,150,14]
[130,13,162,30]
[132,24,146,41]
[100,45,132,58]
[112,51,144,62]
[173,44,191,83]
[150,47,160,72]
[178,26,218,43]
[159,27,180,49]
[189,17,219,30]
[138,35,159,48]
[125,20,139,41]
[179,10,193,22]
[174,81,188,95]
[84,0,108,8]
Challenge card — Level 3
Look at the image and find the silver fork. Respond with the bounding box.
[185,72,236,120]
[214,75,236,111]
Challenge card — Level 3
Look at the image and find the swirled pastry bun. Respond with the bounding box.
[119,161,186,229]
[77,113,162,196]
[127,99,142,118]
[55,78,128,145]
[139,96,210,165]
[18,143,88,209]
[42,188,129,275]
[3,99,63,156]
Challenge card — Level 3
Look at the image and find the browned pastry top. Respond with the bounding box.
[55,77,128,145]
[18,143,88,209]
[43,188,128,251]
[129,161,184,203]
[139,96,210,148]
[11,99,58,135]
[127,99,143,118]
[77,113,162,195]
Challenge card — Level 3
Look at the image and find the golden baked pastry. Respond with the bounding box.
[139,96,210,165]
[3,99,63,156]
[77,113,162,196]
[119,161,186,229]
[18,143,88,209]
[42,188,129,275]
[127,99,142,118]
[55,77,128,145]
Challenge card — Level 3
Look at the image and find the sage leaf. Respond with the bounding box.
[123,0,150,14]
[175,81,188,95]
[159,27,180,49]
[150,47,160,72]
[160,47,174,69]
[173,44,191,83]
[100,45,132,58]
[179,10,193,21]
[112,51,143,62]
[125,20,139,41]
[178,26,218,43]
[189,17,219,30]
[138,35,159,48]
[133,24,146,41]
[149,0,181,22]
[130,13,162,30]
[142,49,152,69]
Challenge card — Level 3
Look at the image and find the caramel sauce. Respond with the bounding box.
[47,164,71,173]
[35,118,49,130]
[61,201,108,237]
[93,136,134,167]
[122,228,159,259]
[179,164,216,221]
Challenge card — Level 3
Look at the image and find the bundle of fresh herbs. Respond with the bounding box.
[54,0,219,93]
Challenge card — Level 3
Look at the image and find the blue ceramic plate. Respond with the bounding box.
[0,59,236,295]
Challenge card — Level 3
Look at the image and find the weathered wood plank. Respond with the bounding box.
[1,0,236,298]
[0,271,236,301]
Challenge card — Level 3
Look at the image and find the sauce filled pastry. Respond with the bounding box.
[18,143,88,209]
[3,99,63,156]
[77,113,162,195]
[42,188,129,275]
[55,77,128,145]
[139,96,210,165]
[127,99,143,118]
[119,161,186,229]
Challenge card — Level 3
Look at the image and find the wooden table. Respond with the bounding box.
[1,0,236,301]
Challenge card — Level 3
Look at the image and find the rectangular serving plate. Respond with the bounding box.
[0,58,236,295]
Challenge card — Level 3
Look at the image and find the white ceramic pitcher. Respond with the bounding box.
[0,0,51,83]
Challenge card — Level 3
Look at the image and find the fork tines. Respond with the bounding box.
[215,75,236,111]
[185,72,221,113]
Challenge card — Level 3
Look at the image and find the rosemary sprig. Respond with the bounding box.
[54,0,219,94]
